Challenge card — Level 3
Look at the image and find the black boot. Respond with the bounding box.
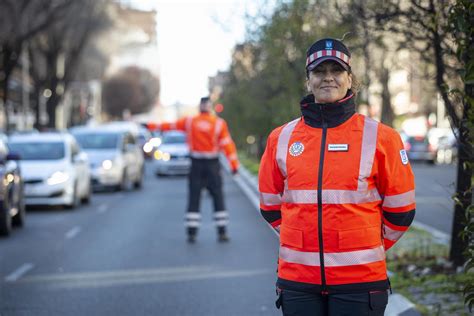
[187,227,197,243]
[217,226,229,242]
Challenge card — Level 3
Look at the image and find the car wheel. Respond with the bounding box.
[12,192,26,227]
[133,167,144,189]
[81,182,92,204]
[0,207,12,237]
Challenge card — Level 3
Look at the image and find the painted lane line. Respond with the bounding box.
[97,204,109,213]
[5,263,34,282]
[65,226,82,239]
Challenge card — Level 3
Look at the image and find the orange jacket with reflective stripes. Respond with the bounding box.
[160,113,239,171]
[259,94,415,294]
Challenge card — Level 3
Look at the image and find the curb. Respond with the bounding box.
[230,162,421,316]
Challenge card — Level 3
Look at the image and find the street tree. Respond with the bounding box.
[370,0,472,267]
[102,66,160,120]
[221,0,350,157]
[28,0,111,129]
[0,0,72,131]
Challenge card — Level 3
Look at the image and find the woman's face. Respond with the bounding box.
[307,61,352,103]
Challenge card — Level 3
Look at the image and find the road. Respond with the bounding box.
[411,162,457,235]
[0,161,456,315]
[0,162,279,316]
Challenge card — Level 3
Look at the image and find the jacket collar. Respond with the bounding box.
[300,91,356,128]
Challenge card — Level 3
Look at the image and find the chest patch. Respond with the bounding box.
[328,144,349,152]
[400,149,409,165]
[289,142,305,156]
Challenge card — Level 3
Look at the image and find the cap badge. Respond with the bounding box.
[325,40,333,49]
[289,142,305,157]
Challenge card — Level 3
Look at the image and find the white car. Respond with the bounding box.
[8,132,92,208]
[71,122,145,190]
[154,131,191,176]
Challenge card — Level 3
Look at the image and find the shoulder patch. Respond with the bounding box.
[400,149,409,165]
[289,142,304,157]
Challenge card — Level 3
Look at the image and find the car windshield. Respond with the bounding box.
[8,141,65,160]
[162,133,186,144]
[73,133,119,149]
[408,136,428,145]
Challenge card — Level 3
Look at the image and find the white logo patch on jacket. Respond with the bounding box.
[400,149,409,165]
[289,142,304,156]
[328,144,349,152]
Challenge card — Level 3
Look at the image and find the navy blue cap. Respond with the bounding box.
[306,38,351,71]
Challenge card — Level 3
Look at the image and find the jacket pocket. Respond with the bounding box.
[280,225,304,249]
[338,226,381,250]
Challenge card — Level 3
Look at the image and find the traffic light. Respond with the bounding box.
[215,103,224,113]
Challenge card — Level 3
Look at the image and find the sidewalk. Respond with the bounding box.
[230,164,422,316]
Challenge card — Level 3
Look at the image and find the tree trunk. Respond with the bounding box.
[449,28,474,266]
[380,65,394,127]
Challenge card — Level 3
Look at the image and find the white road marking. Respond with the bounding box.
[65,226,82,239]
[5,263,34,282]
[97,204,109,213]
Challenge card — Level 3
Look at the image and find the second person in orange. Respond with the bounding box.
[159,97,239,243]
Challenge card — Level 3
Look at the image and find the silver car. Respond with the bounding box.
[153,131,190,176]
[71,123,145,190]
[8,132,91,208]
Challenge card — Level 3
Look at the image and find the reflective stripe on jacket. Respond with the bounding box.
[160,113,239,171]
[259,113,415,293]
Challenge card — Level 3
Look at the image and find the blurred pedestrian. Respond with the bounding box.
[159,97,239,243]
[258,38,416,315]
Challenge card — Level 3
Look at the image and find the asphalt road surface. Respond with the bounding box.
[0,162,280,316]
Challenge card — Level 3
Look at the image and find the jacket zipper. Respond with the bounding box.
[318,106,328,293]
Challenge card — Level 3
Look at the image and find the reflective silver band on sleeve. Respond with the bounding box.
[382,190,416,208]
[279,245,385,267]
[276,118,299,178]
[358,117,379,191]
[383,224,405,242]
[260,192,282,206]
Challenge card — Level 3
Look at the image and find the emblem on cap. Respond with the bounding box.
[325,40,333,49]
[289,142,304,157]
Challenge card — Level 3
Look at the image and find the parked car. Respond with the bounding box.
[70,122,145,190]
[402,135,436,164]
[8,132,91,209]
[0,135,25,236]
[154,131,191,176]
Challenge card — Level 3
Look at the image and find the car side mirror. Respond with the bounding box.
[73,152,88,164]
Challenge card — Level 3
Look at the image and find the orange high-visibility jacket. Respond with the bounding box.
[160,113,239,171]
[259,111,415,294]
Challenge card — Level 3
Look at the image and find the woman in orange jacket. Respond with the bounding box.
[258,38,416,315]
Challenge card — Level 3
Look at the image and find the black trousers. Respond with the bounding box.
[186,158,227,234]
[277,289,388,316]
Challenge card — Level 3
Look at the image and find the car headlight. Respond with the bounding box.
[154,150,170,161]
[102,159,113,170]
[143,142,153,153]
[47,171,69,185]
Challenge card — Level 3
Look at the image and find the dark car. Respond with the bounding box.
[0,135,25,236]
[403,135,436,164]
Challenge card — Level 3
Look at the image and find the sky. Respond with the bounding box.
[129,0,255,106]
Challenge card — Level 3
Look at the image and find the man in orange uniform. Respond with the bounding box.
[259,38,415,315]
[160,97,239,243]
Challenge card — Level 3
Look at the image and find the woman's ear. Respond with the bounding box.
[306,79,311,93]
[348,74,353,89]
